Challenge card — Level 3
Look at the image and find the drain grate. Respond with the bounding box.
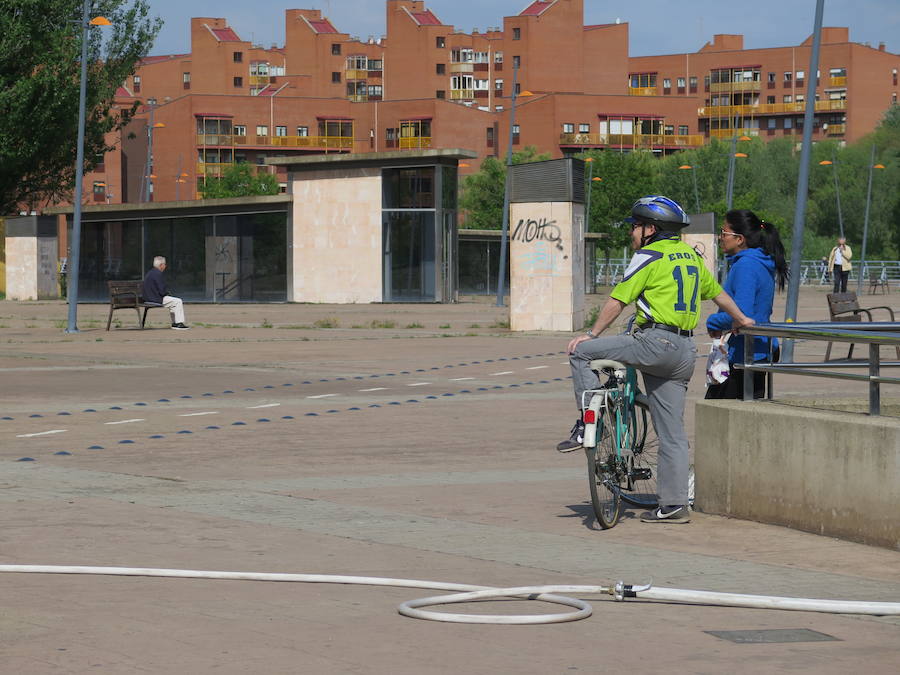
[705,629,840,644]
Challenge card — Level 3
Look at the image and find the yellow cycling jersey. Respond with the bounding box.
[610,236,722,330]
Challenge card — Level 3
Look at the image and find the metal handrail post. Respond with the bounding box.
[743,333,754,401]
[869,343,881,416]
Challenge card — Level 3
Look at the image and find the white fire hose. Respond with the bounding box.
[2,565,899,625]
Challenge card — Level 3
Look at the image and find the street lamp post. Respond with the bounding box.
[678,164,701,213]
[857,145,885,293]
[495,62,532,307]
[141,99,165,202]
[65,2,110,334]
[725,135,751,211]
[818,149,845,238]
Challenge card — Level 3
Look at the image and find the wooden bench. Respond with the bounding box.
[106,280,164,330]
[825,292,898,360]
[869,270,890,295]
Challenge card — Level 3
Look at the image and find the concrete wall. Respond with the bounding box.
[695,399,900,550]
[289,167,382,303]
[5,216,59,301]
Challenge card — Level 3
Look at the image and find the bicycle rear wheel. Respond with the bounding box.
[619,398,659,508]
[587,407,622,529]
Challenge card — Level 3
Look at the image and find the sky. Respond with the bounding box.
[144,0,900,57]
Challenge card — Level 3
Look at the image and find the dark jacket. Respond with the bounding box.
[706,247,777,364]
[142,267,168,304]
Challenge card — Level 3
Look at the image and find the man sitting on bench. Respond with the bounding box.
[143,256,190,330]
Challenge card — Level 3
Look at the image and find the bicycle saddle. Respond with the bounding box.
[589,359,626,372]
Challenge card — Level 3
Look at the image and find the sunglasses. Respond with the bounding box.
[718,230,742,238]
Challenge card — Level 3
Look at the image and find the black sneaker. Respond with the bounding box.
[171,323,191,330]
[556,419,585,453]
[640,505,691,524]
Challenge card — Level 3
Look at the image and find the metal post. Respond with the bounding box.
[65,0,93,334]
[831,147,844,239]
[725,135,737,211]
[742,333,754,401]
[857,144,877,294]
[691,166,700,214]
[142,99,157,203]
[495,62,519,307]
[781,0,825,362]
[869,343,881,416]
[584,158,593,231]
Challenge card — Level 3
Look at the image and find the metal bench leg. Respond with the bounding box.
[825,341,833,361]
[106,307,114,331]
[141,307,150,329]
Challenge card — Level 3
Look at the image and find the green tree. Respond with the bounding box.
[199,163,280,198]
[458,145,550,229]
[0,1,162,214]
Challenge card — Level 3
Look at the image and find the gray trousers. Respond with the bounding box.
[570,328,697,506]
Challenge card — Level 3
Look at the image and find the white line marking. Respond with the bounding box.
[490,371,514,376]
[104,419,145,425]
[359,387,387,392]
[526,366,549,370]
[449,377,474,381]
[179,411,220,417]
[16,429,67,438]
[408,382,431,387]
[307,394,338,399]
[248,403,280,409]
[561,362,570,365]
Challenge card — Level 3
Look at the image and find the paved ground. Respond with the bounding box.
[1,288,898,673]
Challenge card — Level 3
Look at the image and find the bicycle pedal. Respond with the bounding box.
[631,467,653,481]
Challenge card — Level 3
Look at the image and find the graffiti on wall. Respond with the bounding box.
[512,216,568,275]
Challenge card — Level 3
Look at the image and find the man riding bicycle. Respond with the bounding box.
[558,195,754,524]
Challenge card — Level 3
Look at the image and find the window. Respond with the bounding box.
[133,75,141,93]
[92,181,106,202]
[783,94,792,103]
[233,76,243,87]
[332,43,341,55]
[233,52,243,63]
[475,79,489,90]
[256,125,268,136]
[784,118,793,129]
[767,118,777,129]
[893,69,898,86]
[486,127,494,147]
[629,73,656,88]
[796,70,805,81]
[367,84,382,98]
[451,48,474,63]
[494,51,503,64]
[347,55,367,70]
[297,126,308,136]
[512,55,520,68]
[664,125,674,135]
[796,94,804,103]
[784,71,792,83]
[689,76,698,93]
[704,74,710,91]
[436,63,445,75]
[513,27,521,40]
[562,123,575,134]
[767,95,775,104]
[182,72,191,90]
[512,124,520,144]
[677,77,686,88]
[368,59,383,71]
[255,153,267,165]
[515,82,521,95]
[234,125,246,136]
[678,124,689,135]
[436,36,445,48]
[494,79,503,90]
[436,90,445,99]
[579,123,590,133]
[275,126,287,136]
[663,77,671,89]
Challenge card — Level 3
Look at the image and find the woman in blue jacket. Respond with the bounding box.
[706,209,788,399]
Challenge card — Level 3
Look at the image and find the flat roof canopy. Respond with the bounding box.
[266,148,477,171]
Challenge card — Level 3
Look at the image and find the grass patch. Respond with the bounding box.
[438,323,451,329]
[277,324,312,330]
[369,319,396,329]
[314,317,340,329]
[584,304,601,329]
[490,319,510,329]
[404,322,424,329]
[260,318,273,328]
[468,323,481,329]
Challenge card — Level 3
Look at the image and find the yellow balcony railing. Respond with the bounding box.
[348,94,368,102]
[829,76,847,87]
[449,89,474,100]
[450,62,474,73]
[826,123,846,136]
[249,75,271,86]
[345,68,368,80]
[709,80,760,93]
[260,135,354,149]
[707,129,761,139]
[399,136,433,149]
[628,86,657,96]
[196,134,237,146]
[197,162,233,176]
[559,133,704,148]
[698,99,848,118]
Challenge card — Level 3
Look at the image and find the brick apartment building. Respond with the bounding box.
[82,0,898,206]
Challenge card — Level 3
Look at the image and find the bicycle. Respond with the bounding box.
[581,358,661,529]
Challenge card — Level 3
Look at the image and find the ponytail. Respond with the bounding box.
[725,209,789,291]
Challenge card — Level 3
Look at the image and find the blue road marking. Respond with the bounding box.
[54,451,72,456]
[88,445,103,450]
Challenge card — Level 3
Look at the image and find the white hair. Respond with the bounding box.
[153,256,166,268]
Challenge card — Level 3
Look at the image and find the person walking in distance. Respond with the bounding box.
[557,196,754,524]
[827,237,852,293]
[143,256,190,330]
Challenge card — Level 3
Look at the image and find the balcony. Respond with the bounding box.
[262,135,354,150]
[450,62,474,73]
[345,68,368,80]
[830,76,847,87]
[697,99,848,117]
[399,136,433,149]
[197,134,237,146]
[707,129,761,139]
[826,123,846,136]
[559,133,704,148]
[628,86,657,96]
[249,75,273,86]
[348,94,368,102]
[450,89,474,100]
[709,80,760,93]
[197,162,231,177]
[367,69,383,78]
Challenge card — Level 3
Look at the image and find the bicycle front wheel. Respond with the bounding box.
[619,398,659,508]
[587,411,622,529]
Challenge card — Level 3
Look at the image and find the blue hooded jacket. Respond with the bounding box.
[706,247,778,364]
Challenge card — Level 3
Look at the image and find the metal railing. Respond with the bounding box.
[698,99,847,117]
[738,323,900,415]
[559,133,704,147]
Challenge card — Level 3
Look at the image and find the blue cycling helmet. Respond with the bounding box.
[627,195,690,231]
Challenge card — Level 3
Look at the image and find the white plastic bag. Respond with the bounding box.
[706,335,730,385]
